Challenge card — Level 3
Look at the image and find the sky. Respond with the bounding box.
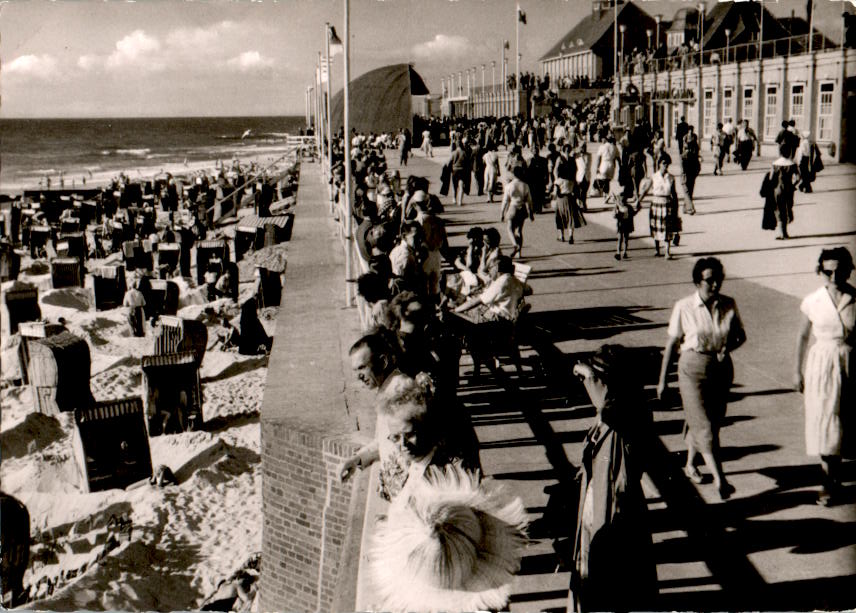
[0,0,851,118]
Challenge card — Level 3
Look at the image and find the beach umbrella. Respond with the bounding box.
[369,464,528,613]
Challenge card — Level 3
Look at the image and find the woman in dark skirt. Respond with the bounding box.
[657,258,746,500]
[553,145,585,243]
[761,142,800,240]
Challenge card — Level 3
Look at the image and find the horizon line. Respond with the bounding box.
[0,113,306,121]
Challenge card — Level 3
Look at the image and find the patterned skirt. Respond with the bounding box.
[649,195,676,242]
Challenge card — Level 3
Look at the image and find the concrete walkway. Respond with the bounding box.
[386,145,856,611]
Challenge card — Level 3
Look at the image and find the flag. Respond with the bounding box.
[329,25,343,56]
[518,7,527,24]
[320,58,330,83]
[504,40,510,49]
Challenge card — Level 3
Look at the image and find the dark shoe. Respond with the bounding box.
[614,253,621,261]
[568,237,574,244]
[717,482,736,501]
[622,253,629,259]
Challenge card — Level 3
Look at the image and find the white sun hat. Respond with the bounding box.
[369,464,528,613]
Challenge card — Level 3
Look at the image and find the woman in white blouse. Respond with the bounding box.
[657,258,746,500]
[794,247,855,505]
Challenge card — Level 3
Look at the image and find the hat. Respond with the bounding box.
[369,464,528,613]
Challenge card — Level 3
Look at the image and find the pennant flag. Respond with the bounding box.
[329,25,343,56]
[518,7,527,24]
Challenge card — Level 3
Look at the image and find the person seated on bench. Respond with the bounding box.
[453,255,528,324]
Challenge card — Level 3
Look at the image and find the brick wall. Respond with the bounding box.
[259,162,373,612]
[260,423,361,611]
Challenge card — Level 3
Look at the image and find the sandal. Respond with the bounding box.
[683,465,703,484]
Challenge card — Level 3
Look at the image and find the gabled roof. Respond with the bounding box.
[701,1,787,48]
[539,1,639,61]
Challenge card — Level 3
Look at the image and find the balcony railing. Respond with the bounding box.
[618,33,837,76]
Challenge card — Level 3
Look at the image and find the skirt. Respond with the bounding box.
[804,340,851,456]
[649,196,676,242]
[555,194,571,230]
[678,350,733,454]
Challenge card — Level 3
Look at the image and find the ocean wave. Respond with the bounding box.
[117,148,152,156]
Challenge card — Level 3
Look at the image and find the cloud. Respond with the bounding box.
[165,20,239,51]
[106,30,164,71]
[5,54,59,79]
[226,51,274,72]
[411,34,473,60]
[77,54,103,72]
[73,21,274,76]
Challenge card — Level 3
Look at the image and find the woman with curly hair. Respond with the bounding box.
[795,247,856,505]
[339,372,478,501]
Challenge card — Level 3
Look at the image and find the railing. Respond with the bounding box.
[619,33,838,76]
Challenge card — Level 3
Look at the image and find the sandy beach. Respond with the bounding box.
[0,143,297,610]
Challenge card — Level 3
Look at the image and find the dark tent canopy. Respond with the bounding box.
[329,63,429,135]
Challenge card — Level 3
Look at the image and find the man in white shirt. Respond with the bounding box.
[455,255,527,323]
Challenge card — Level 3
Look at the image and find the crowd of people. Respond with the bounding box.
[316,96,851,610]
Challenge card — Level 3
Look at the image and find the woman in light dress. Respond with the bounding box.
[482,145,500,203]
[795,247,855,506]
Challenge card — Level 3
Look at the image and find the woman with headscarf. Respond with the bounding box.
[657,258,746,500]
[760,142,799,240]
[501,165,535,259]
[568,344,656,613]
[794,247,855,506]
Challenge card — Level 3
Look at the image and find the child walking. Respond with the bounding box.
[614,184,640,260]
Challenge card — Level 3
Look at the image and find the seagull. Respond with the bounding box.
[241,129,252,140]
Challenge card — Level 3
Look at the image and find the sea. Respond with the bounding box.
[0,115,305,193]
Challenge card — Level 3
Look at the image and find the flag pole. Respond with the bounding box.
[343,0,354,306]
[515,4,520,115]
[613,0,619,124]
[317,52,326,177]
[325,23,333,190]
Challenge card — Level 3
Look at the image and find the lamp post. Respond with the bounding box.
[619,23,627,75]
[725,28,731,63]
[646,29,652,51]
[655,14,662,50]
[491,60,496,93]
[699,2,705,66]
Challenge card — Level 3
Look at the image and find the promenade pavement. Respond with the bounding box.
[385,144,856,611]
